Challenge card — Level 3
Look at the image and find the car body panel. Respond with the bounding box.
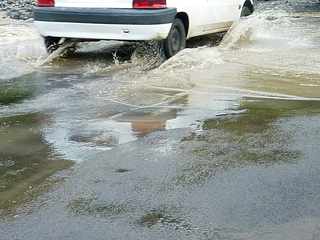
[35,21,172,40]
[55,0,133,8]
[34,0,255,41]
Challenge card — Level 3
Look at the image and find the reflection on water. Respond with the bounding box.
[0,75,37,105]
[177,98,320,185]
[0,84,33,105]
[203,99,320,134]
[116,108,178,137]
[0,113,73,215]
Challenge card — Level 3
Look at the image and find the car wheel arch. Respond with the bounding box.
[175,12,189,37]
[243,0,254,13]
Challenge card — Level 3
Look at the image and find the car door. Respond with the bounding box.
[167,0,209,38]
[205,0,240,32]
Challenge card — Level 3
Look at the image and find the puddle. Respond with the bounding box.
[176,98,320,185]
[68,197,130,218]
[0,113,73,215]
[203,98,320,134]
[1,0,319,164]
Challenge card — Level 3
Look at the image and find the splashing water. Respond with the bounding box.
[131,41,166,70]
[221,5,320,51]
[0,22,47,80]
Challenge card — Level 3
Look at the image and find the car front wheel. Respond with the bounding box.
[241,5,253,17]
[163,18,186,58]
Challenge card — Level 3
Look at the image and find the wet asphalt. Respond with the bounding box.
[1,0,320,239]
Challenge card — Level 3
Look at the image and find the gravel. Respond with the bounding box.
[0,0,35,20]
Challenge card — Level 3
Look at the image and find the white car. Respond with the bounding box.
[34,0,255,57]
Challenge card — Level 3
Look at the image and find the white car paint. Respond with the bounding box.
[54,0,133,8]
[35,0,254,41]
[36,22,172,40]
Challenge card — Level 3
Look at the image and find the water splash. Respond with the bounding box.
[39,41,77,65]
[0,22,47,80]
[221,7,316,50]
[131,41,165,71]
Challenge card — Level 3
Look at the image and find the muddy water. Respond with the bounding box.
[1,0,320,239]
[0,113,73,214]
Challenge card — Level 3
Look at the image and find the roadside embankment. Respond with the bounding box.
[0,0,35,20]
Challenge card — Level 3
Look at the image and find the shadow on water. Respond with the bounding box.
[0,113,73,215]
[186,32,225,48]
[46,41,134,68]
[203,99,320,134]
[178,98,320,185]
[0,85,33,105]
[0,71,77,106]
[0,77,36,105]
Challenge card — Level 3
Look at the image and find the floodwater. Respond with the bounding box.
[1,0,320,239]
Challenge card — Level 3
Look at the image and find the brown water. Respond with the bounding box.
[0,113,73,215]
[1,0,320,239]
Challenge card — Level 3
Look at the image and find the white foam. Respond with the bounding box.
[0,23,47,80]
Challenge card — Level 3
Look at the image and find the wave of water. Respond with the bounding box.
[0,22,47,80]
[221,9,317,51]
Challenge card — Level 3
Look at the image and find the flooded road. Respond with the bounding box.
[1,0,320,239]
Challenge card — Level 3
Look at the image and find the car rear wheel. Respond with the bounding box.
[163,18,186,58]
[44,37,61,53]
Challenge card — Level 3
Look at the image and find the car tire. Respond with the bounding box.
[241,5,253,17]
[44,37,61,53]
[163,18,186,58]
